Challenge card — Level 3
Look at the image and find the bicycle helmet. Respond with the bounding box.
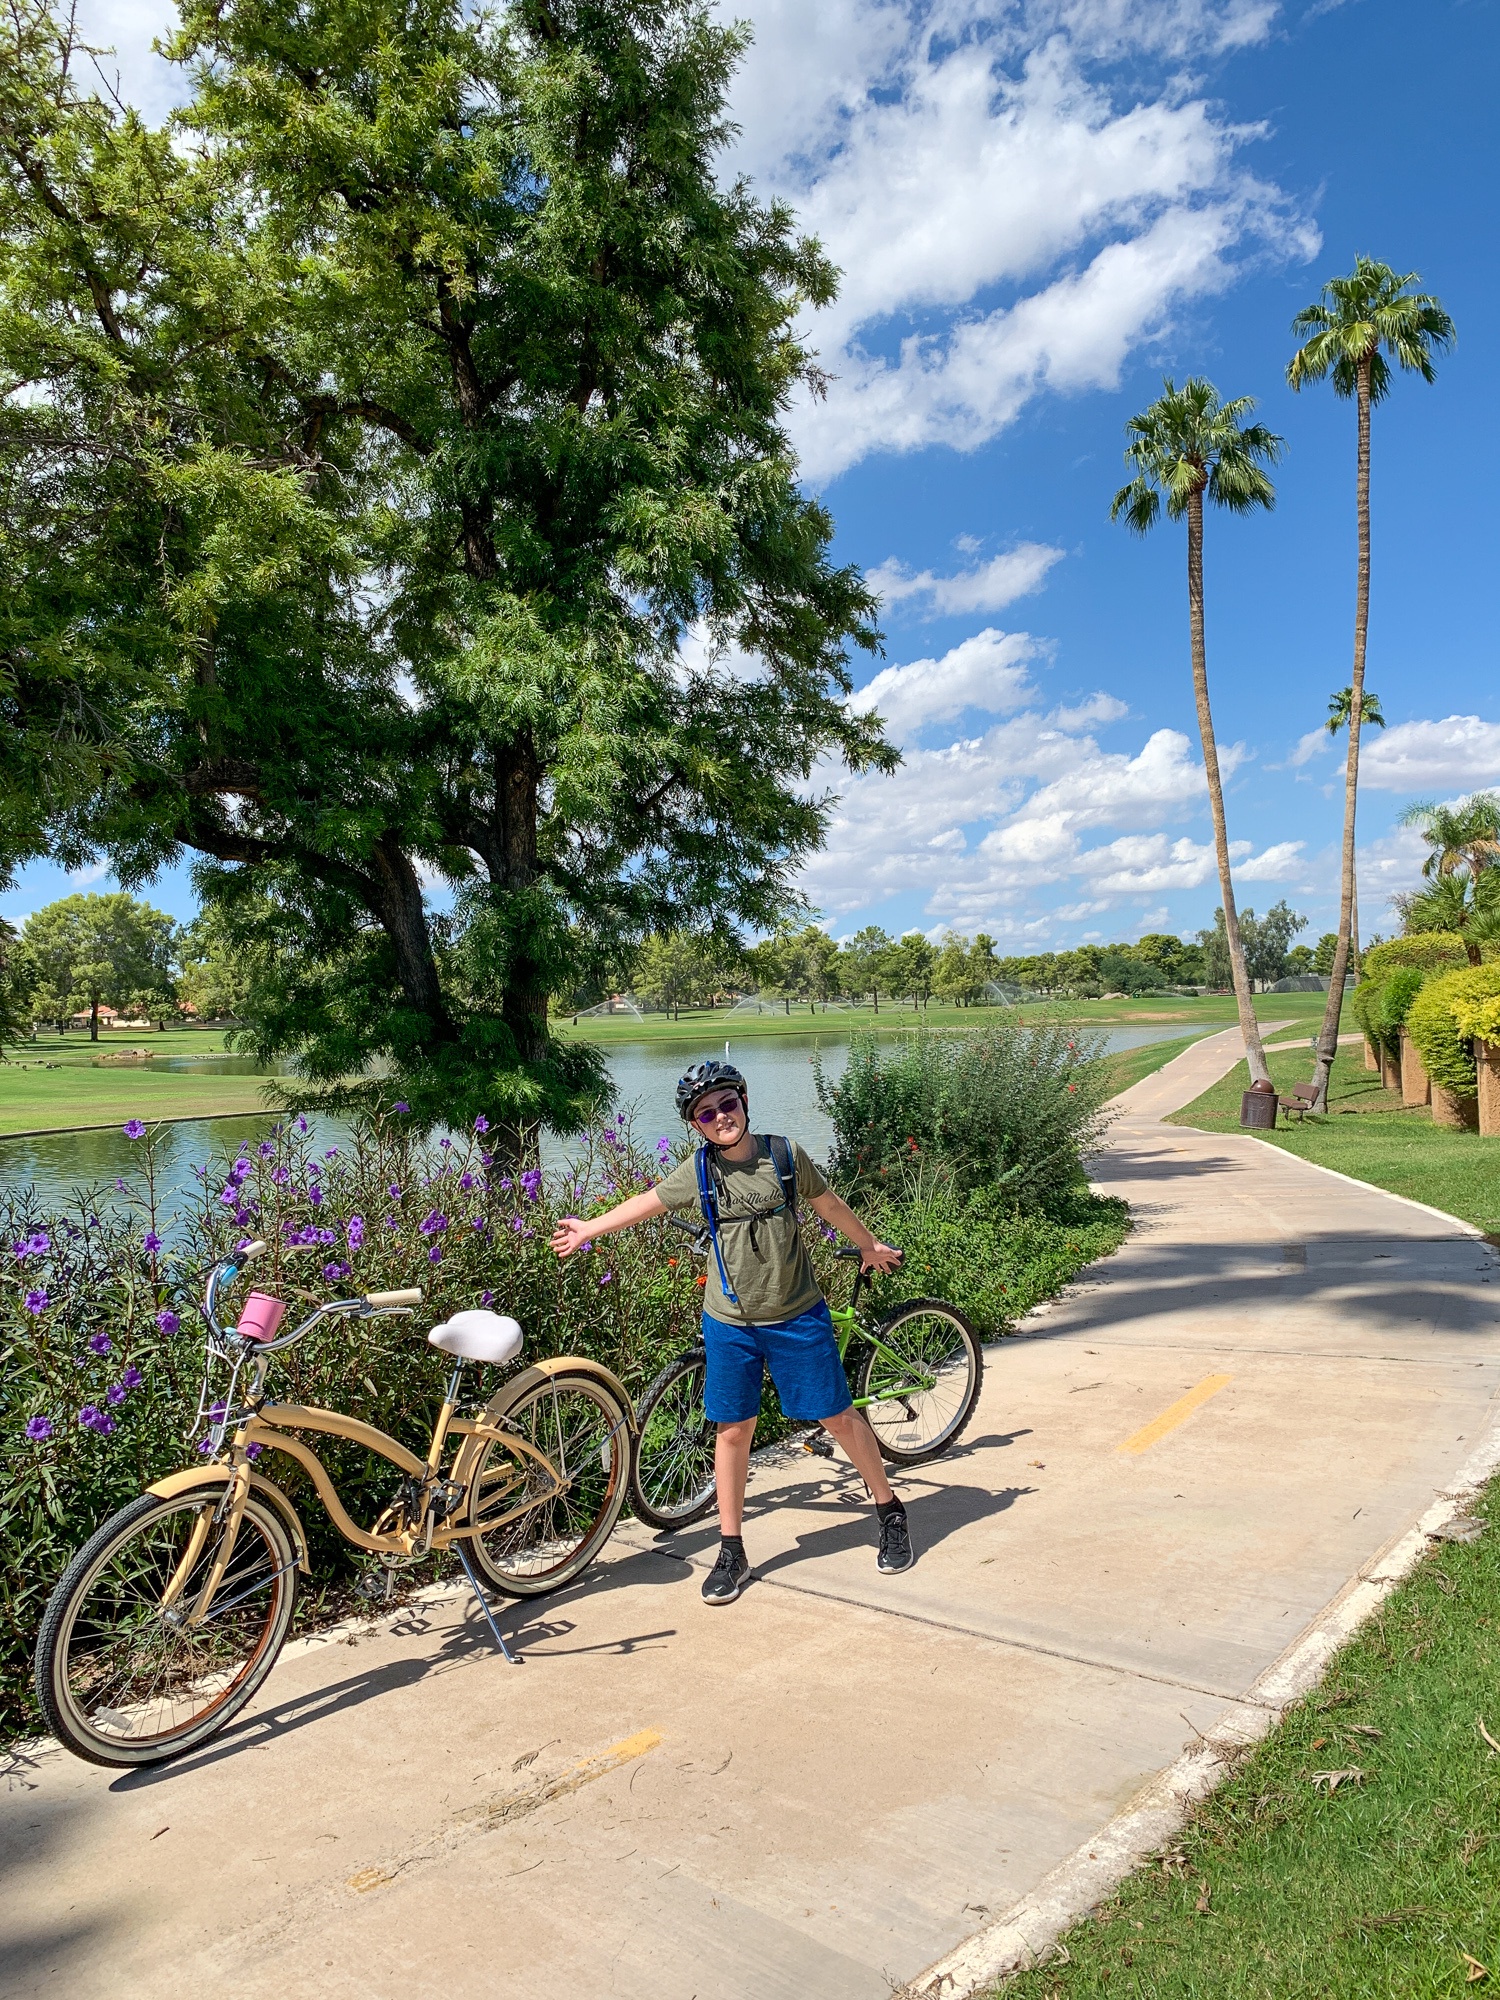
[675,1059,748,1125]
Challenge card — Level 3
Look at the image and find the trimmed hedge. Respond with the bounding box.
[1362,933,1472,981]
[1352,965,1425,1058]
[1406,965,1500,1096]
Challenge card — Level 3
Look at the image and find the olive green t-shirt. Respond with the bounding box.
[655,1138,830,1325]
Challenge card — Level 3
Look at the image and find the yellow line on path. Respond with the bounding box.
[1118,1374,1233,1456]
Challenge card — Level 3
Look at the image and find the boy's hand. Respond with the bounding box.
[550,1217,593,1259]
[861,1241,903,1275]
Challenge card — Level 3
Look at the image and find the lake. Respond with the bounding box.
[0,1022,1199,1220]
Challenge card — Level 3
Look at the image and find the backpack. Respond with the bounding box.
[693,1136,799,1307]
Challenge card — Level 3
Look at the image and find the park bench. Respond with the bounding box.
[1277,1084,1319,1122]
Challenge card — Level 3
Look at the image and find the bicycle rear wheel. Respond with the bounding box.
[856,1299,983,1465]
[465,1371,630,1598]
[35,1485,298,1768]
[630,1347,717,1531]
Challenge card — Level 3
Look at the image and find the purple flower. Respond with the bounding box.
[324,1147,339,1160]
[598,1271,614,1287]
[510,1215,525,1233]
[89,1332,113,1355]
[115,1177,127,1190]
[123,1119,146,1139]
[459,1173,475,1191]
[393,1101,409,1115]
[272,1166,290,1185]
[473,1114,489,1133]
[439,1136,452,1151]
[322,1260,350,1281]
[656,1137,672,1160]
[24,1289,48,1314]
[122,1364,144,1387]
[384,1215,400,1230]
[106,1383,127,1406]
[143,1230,163,1254]
[520,1170,542,1203]
[156,1307,180,1334]
[245,1441,263,1461]
[499,1177,513,1193]
[347,1215,365,1251]
[197,1436,216,1455]
[480,1291,494,1306]
[428,1245,443,1263]
[418,1211,449,1237]
[295,1115,308,1133]
[259,1140,275,1157]
[28,1230,50,1255]
[317,1228,337,1245]
[388,1183,403,1202]
[307,1186,323,1207]
[234,1208,252,1227]
[219,1188,238,1207]
[79,1405,116,1435]
[230,1157,252,1183]
[25,1415,53,1442]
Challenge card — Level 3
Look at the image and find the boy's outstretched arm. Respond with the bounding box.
[807,1188,903,1274]
[550,1188,668,1259]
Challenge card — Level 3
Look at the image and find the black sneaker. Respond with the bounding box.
[702,1543,751,1605]
[877,1506,914,1574]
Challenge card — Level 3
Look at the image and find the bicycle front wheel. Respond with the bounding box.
[856,1299,983,1464]
[34,1485,298,1768]
[630,1347,717,1532]
[466,1371,630,1598]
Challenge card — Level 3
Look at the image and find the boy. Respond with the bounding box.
[549,1059,912,1604]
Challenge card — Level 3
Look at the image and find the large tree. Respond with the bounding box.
[19,892,176,1037]
[1111,378,1282,1088]
[1287,258,1454,1110]
[0,0,893,1148]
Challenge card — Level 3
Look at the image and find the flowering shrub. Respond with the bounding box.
[1,1098,1126,1740]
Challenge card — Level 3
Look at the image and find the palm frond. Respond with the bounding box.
[1287,256,1455,400]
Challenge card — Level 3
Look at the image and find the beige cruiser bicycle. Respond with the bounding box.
[35,1239,634,1768]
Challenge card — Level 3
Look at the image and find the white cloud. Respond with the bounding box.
[1359,716,1500,793]
[1289,727,1330,768]
[868,541,1065,616]
[1235,838,1306,880]
[725,4,1314,480]
[849,628,1038,742]
[68,861,112,888]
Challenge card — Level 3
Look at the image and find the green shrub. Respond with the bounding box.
[814,1021,1112,1210]
[1362,933,1472,981]
[1406,966,1500,1095]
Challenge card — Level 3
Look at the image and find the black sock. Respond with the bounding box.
[720,1533,746,1556]
[876,1497,905,1523]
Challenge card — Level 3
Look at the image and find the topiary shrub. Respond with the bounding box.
[1362,933,1471,981]
[1352,966,1426,1058]
[1405,966,1500,1096]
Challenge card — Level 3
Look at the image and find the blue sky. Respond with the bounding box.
[6,0,1497,954]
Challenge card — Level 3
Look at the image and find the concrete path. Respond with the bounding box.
[5,1027,1498,1999]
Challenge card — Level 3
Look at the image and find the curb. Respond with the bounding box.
[897,1405,1500,2000]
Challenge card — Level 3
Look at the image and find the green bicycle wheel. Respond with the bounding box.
[629,1347,718,1532]
[856,1298,983,1464]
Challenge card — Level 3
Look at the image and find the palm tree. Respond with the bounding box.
[1288,258,1455,1109]
[1399,794,1500,879]
[1394,870,1500,968]
[1326,688,1385,965]
[1112,378,1283,1088]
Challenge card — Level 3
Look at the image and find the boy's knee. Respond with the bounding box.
[716,1417,756,1444]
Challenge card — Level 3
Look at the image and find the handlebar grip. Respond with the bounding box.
[365,1288,423,1309]
[240,1239,267,1263]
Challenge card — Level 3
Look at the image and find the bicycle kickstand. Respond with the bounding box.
[455,1544,522,1665]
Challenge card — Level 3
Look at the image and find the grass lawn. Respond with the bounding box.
[1001,1475,1500,1999]
[1167,1042,1500,1237]
[549,993,1327,1046]
[0,1030,286,1135]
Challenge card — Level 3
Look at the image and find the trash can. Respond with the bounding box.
[1240,1079,1277,1130]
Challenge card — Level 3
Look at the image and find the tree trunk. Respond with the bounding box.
[89,994,99,1040]
[1186,488,1268,1086]
[1310,353,1373,1113]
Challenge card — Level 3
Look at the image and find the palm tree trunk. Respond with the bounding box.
[1310,353,1372,1112]
[1187,488,1269,1087]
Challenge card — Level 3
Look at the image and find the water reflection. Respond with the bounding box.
[0,1022,1198,1221]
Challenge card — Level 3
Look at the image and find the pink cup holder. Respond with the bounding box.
[237,1291,288,1344]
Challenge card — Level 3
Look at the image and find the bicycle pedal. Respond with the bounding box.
[803,1435,835,1459]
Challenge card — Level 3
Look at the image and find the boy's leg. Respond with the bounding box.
[713,1418,757,1537]
[819,1406,895,1504]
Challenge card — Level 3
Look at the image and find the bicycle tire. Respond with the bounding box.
[35,1484,298,1768]
[629,1347,717,1531]
[856,1298,983,1465]
[465,1370,631,1598]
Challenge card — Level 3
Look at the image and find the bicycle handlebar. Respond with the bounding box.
[364,1288,424,1309]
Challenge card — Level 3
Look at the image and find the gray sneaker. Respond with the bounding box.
[877,1507,914,1574]
[702,1543,751,1605]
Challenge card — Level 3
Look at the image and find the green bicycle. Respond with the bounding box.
[629,1232,983,1531]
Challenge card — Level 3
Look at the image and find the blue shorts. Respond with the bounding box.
[701,1300,852,1425]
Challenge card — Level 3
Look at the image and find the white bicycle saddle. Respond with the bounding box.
[428,1310,524,1366]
